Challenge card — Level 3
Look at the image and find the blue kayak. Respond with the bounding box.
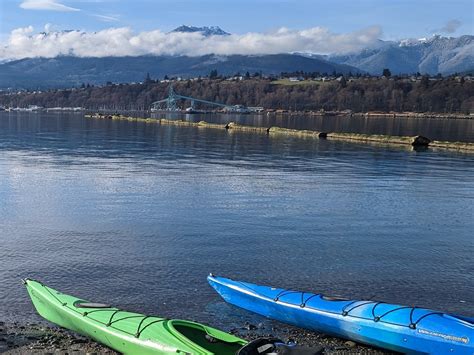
[208,275,474,354]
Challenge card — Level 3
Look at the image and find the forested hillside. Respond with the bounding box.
[1,77,473,113]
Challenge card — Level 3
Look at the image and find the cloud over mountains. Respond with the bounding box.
[0,25,382,60]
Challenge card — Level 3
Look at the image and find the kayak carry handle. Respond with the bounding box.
[22,278,40,285]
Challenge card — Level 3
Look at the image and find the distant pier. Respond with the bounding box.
[150,86,263,113]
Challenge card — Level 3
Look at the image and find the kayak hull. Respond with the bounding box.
[208,275,474,354]
[25,279,246,354]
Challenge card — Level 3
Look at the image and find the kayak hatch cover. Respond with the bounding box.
[207,274,474,354]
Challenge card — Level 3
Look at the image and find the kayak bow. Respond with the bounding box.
[24,279,246,354]
[208,274,474,354]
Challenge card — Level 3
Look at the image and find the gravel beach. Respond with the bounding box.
[0,320,394,354]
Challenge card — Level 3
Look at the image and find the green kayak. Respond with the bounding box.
[24,279,247,354]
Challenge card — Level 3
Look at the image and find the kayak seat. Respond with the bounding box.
[73,301,112,308]
[173,324,243,354]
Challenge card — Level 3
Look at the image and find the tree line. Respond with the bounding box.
[1,77,472,114]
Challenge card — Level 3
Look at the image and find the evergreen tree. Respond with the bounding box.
[421,75,430,89]
[209,69,218,79]
[339,76,347,88]
[144,72,152,84]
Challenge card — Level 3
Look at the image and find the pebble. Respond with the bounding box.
[0,321,394,354]
[344,340,357,348]
[243,321,257,330]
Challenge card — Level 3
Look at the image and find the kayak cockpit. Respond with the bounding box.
[170,320,244,354]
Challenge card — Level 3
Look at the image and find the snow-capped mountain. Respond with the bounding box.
[0,28,472,89]
[330,35,474,75]
[170,25,230,36]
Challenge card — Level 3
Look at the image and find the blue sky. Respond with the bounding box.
[0,0,472,59]
[1,0,473,40]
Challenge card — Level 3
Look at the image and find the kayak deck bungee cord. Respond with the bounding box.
[208,274,474,354]
[24,279,247,354]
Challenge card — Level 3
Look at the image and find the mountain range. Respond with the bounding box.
[0,54,359,89]
[0,26,472,89]
[330,35,474,75]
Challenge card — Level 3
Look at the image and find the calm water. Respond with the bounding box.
[0,112,473,331]
[149,112,474,142]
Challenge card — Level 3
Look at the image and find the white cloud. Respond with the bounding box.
[0,25,382,60]
[92,14,120,22]
[44,23,53,32]
[20,0,80,12]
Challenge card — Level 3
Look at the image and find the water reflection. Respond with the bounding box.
[0,112,473,328]
[149,111,474,142]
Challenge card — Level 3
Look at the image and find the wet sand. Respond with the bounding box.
[1,321,394,354]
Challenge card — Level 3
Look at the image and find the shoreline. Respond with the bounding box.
[148,110,473,120]
[85,114,474,153]
[1,321,392,354]
[89,109,474,120]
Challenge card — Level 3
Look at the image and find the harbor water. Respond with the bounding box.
[0,112,473,331]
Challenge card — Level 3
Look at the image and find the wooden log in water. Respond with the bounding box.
[225,122,269,133]
[158,118,194,126]
[268,126,327,138]
[326,133,431,147]
[430,140,474,151]
[84,114,474,152]
[197,121,227,129]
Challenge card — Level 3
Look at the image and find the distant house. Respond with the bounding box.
[226,76,243,81]
[289,77,304,82]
